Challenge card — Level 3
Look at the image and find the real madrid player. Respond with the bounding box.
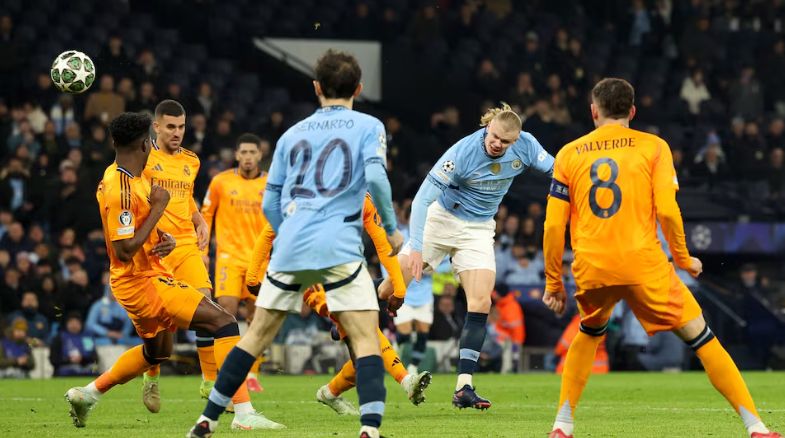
[378,103,554,409]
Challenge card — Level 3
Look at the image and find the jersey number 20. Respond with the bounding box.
[289,139,352,199]
[589,157,621,218]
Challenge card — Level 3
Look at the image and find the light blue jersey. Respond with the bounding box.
[409,127,554,251]
[428,128,554,221]
[265,106,395,271]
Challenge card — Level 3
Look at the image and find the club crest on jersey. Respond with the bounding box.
[489,163,501,174]
[183,165,190,176]
[230,189,239,196]
[537,151,547,162]
[512,159,523,170]
[119,210,132,226]
[442,160,455,173]
[377,132,388,157]
[285,200,297,217]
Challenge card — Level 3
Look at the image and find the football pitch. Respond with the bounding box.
[1,372,782,437]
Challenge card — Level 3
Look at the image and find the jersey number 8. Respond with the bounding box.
[289,139,353,199]
[589,157,621,219]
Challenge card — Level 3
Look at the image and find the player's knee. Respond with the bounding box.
[467,294,492,312]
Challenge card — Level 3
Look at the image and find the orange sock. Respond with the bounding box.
[95,345,153,393]
[555,331,603,426]
[145,364,160,378]
[249,356,263,376]
[378,329,407,383]
[327,360,357,396]
[214,335,251,404]
[696,337,762,427]
[197,345,217,381]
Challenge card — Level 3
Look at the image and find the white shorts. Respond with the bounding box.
[393,301,434,325]
[256,261,378,313]
[401,202,496,274]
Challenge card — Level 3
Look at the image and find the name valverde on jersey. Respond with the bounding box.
[266,106,388,271]
[428,128,555,222]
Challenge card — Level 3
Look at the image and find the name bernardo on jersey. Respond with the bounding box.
[575,137,636,155]
[295,119,356,131]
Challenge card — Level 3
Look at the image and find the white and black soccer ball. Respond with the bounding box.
[442,160,455,173]
[50,50,95,94]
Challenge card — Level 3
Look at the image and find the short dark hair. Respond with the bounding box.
[154,99,185,119]
[109,112,151,149]
[236,133,262,149]
[315,49,362,99]
[591,78,635,119]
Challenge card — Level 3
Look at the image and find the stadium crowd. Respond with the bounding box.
[1,0,785,378]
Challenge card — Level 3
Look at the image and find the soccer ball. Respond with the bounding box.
[50,50,95,94]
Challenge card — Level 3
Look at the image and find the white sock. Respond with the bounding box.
[359,425,379,438]
[84,382,102,399]
[553,420,574,436]
[197,415,218,430]
[233,401,254,416]
[322,385,338,399]
[400,374,413,391]
[455,373,473,391]
[748,421,769,436]
[247,372,257,379]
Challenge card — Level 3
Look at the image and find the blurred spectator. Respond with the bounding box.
[737,264,783,367]
[759,39,785,114]
[729,67,764,120]
[32,73,58,111]
[191,81,218,119]
[128,81,157,113]
[476,58,503,99]
[627,0,652,47]
[346,1,377,39]
[691,141,729,188]
[211,118,235,152]
[258,110,286,144]
[0,222,32,258]
[116,77,136,104]
[50,95,76,136]
[766,118,785,148]
[49,312,98,377]
[430,294,460,341]
[514,31,545,80]
[97,35,131,79]
[7,119,41,158]
[63,121,82,150]
[7,291,48,344]
[680,68,710,115]
[767,148,785,200]
[408,5,442,47]
[501,243,543,285]
[58,269,95,317]
[85,277,136,346]
[0,158,30,213]
[84,75,125,126]
[0,318,34,378]
[737,121,768,179]
[509,72,538,115]
[430,106,462,147]
[134,49,161,87]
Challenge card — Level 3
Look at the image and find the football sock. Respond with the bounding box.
[379,329,407,384]
[690,329,768,435]
[204,346,255,421]
[212,323,251,406]
[356,355,386,429]
[248,356,263,378]
[554,326,605,435]
[95,345,155,394]
[456,312,487,390]
[328,360,357,396]
[411,331,428,367]
[397,332,411,348]
[195,330,217,381]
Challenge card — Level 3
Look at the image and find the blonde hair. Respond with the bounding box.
[479,102,522,130]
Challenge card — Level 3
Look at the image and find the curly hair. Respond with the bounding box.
[109,112,151,148]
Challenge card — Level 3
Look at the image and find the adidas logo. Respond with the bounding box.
[152,164,164,172]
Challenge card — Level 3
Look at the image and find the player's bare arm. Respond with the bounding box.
[112,185,169,262]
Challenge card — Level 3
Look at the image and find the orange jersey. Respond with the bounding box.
[201,168,268,267]
[545,124,690,290]
[142,146,200,247]
[246,194,407,298]
[97,163,170,293]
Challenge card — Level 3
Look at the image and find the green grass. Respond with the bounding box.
[0,372,783,437]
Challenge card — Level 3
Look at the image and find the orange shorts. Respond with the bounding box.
[576,264,702,336]
[114,276,205,339]
[215,253,250,300]
[162,243,212,291]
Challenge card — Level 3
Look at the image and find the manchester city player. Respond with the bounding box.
[188,49,403,438]
[379,103,554,409]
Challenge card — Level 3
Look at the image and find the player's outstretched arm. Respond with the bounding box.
[245,223,275,295]
[651,141,693,272]
[362,195,406,298]
[542,177,570,316]
[524,132,555,177]
[365,161,401,255]
[113,185,169,262]
[408,178,443,281]
[189,197,209,250]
